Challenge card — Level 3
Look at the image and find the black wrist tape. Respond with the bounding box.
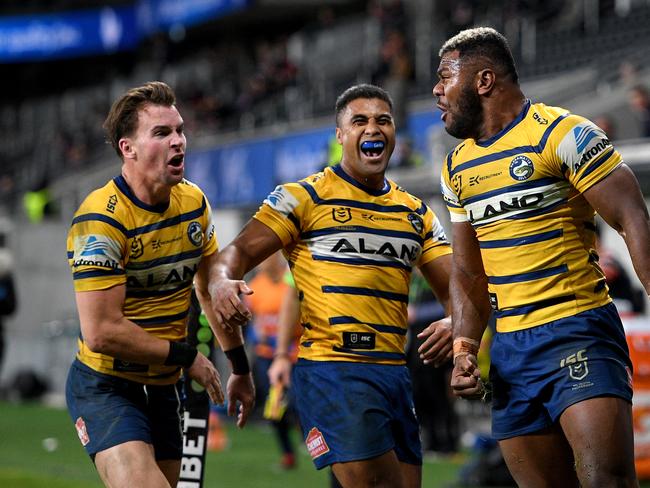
[164,341,198,369]
[224,345,250,375]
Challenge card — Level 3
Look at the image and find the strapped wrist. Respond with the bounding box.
[165,341,198,369]
[225,345,250,375]
[453,337,479,365]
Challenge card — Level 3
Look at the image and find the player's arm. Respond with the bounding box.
[268,284,300,387]
[195,252,255,427]
[449,220,492,399]
[76,286,224,404]
[583,164,650,295]
[416,254,453,366]
[208,219,284,330]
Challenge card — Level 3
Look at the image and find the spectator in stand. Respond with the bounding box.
[594,115,617,141]
[372,30,413,133]
[393,136,424,168]
[628,85,650,138]
[0,221,16,380]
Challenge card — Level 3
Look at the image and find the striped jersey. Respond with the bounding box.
[67,175,218,384]
[254,164,452,364]
[440,100,621,332]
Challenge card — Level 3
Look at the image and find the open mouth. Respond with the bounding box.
[437,104,448,121]
[360,140,385,158]
[168,154,184,167]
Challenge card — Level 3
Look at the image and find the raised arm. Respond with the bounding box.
[583,164,650,295]
[449,220,492,399]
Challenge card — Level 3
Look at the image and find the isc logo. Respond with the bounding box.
[560,349,587,367]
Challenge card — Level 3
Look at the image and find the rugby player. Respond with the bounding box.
[436,27,649,487]
[209,84,453,488]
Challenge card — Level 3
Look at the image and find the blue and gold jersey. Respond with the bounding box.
[441,100,621,332]
[254,164,451,365]
[67,175,218,384]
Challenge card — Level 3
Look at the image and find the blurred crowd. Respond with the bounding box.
[2,0,650,213]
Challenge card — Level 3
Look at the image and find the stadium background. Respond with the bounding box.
[1,0,650,486]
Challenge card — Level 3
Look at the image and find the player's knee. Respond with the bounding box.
[574,459,637,488]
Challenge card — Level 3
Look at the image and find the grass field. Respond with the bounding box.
[0,401,462,488]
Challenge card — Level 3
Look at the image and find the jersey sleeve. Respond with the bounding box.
[67,206,128,292]
[202,195,219,257]
[440,151,468,222]
[552,114,623,193]
[419,203,452,266]
[253,183,306,245]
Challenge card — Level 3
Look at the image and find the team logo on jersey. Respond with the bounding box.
[75,417,90,446]
[509,156,534,181]
[408,213,423,233]
[332,207,352,223]
[187,221,203,247]
[560,348,589,381]
[305,427,330,459]
[130,236,144,259]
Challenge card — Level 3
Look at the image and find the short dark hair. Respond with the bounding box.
[335,84,393,127]
[103,81,177,158]
[439,27,519,84]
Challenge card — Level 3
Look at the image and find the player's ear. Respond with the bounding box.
[477,68,496,95]
[119,138,135,159]
[335,127,343,145]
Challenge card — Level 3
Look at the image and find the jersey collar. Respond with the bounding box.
[476,99,531,148]
[331,164,391,196]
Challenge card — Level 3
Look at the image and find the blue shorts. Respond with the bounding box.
[490,303,633,440]
[292,359,422,469]
[65,359,183,460]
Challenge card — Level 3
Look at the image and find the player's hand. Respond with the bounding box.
[417,315,453,367]
[268,355,293,387]
[450,353,484,399]
[226,372,255,428]
[208,278,253,331]
[187,352,224,405]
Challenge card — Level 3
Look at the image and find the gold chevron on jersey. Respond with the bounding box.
[440,100,621,332]
[66,175,218,384]
[255,164,451,365]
